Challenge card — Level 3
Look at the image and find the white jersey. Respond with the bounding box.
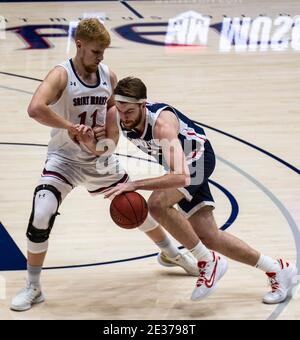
[48,59,112,164]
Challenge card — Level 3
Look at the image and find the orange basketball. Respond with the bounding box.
[110,192,148,229]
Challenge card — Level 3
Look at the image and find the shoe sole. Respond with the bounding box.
[10,294,45,312]
[191,259,228,301]
[157,253,177,268]
[157,253,199,276]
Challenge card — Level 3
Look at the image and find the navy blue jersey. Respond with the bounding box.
[118,102,214,172]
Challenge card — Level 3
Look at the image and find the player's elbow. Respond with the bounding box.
[27,103,38,118]
[27,102,44,119]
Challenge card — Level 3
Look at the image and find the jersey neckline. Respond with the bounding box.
[69,59,101,88]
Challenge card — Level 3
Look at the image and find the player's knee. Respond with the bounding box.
[148,197,164,219]
[148,201,163,218]
[32,209,53,230]
[26,184,62,244]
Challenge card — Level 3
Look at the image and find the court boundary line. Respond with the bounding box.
[120,1,144,19]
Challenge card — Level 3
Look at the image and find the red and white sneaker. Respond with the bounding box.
[191,252,228,301]
[263,259,297,304]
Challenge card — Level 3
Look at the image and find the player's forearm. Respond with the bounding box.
[28,104,71,129]
[132,174,190,191]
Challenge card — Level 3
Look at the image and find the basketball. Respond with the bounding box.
[110,192,148,229]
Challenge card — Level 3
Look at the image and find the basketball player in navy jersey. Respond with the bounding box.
[10,20,201,312]
[77,77,297,304]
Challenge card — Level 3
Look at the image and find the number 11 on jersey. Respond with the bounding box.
[78,109,102,128]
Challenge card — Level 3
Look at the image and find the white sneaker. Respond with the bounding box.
[157,251,199,276]
[191,252,228,301]
[263,259,297,304]
[11,282,45,311]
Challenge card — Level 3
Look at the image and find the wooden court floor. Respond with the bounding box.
[0,0,299,320]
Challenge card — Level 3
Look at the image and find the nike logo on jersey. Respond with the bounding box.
[70,81,77,86]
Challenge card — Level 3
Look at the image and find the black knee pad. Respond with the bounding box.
[26,184,62,243]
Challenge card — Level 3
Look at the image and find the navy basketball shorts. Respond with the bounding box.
[177,140,216,218]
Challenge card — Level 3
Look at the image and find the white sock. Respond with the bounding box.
[156,237,180,258]
[255,254,281,273]
[190,241,213,262]
[27,264,42,287]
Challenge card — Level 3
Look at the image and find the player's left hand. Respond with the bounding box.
[93,125,106,140]
[75,124,94,144]
[104,182,137,200]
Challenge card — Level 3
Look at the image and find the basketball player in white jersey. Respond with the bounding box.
[10,19,201,312]
[77,77,297,304]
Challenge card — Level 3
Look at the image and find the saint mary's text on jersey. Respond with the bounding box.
[73,96,108,106]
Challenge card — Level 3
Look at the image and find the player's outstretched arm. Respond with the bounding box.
[27,66,78,135]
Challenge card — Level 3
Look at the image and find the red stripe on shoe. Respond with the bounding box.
[279,259,284,270]
[205,257,218,288]
[212,251,216,262]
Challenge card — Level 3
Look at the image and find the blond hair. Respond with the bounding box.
[75,18,111,47]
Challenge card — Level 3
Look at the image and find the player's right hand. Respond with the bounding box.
[93,125,106,140]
